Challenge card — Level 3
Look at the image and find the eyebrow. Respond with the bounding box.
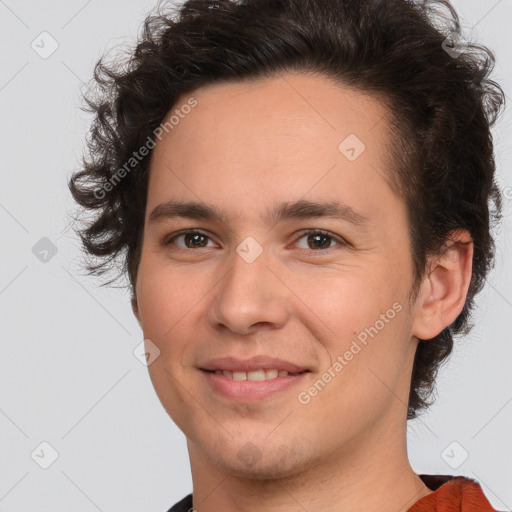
[148,198,371,229]
[148,199,370,228]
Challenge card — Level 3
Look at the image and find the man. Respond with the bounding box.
[69,0,506,510]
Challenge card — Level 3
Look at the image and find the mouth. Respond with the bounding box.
[200,368,311,401]
[202,368,309,380]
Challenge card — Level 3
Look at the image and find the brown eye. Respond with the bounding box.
[166,230,215,249]
[294,230,346,252]
[163,229,346,253]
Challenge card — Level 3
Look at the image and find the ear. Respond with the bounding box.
[411,229,473,340]
[131,293,143,328]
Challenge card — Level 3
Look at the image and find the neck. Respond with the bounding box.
[186,413,432,512]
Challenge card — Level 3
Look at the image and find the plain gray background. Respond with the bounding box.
[0,0,511,510]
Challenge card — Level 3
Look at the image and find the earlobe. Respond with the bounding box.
[411,229,473,341]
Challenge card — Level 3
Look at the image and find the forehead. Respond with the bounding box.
[147,71,400,228]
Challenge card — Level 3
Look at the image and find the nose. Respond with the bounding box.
[207,243,291,335]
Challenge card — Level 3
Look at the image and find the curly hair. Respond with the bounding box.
[68,0,505,419]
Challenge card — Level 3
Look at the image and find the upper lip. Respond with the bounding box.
[200,356,310,373]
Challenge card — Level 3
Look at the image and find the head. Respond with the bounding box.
[69,0,504,477]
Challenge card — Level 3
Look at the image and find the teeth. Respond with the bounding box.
[265,369,279,379]
[213,369,293,380]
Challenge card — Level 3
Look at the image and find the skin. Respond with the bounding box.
[131,71,473,512]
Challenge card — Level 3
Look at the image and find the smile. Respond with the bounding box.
[201,369,310,401]
[207,369,308,381]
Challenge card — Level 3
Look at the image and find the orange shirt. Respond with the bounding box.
[166,474,507,511]
[409,474,506,511]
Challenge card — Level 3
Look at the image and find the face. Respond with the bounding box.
[133,71,423,479]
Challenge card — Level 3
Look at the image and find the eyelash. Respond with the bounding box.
[164,229,347,253]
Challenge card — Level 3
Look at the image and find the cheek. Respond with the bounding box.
[294,271,409,390]
[136,261,196,353]
[291,267,390,340]
[137,246,209,316]
[136,263,200,429]
[300,304,410,442]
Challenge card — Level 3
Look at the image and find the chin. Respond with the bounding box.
[208,441,314,481]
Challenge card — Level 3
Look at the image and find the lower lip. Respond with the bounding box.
[201,370,309,401]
